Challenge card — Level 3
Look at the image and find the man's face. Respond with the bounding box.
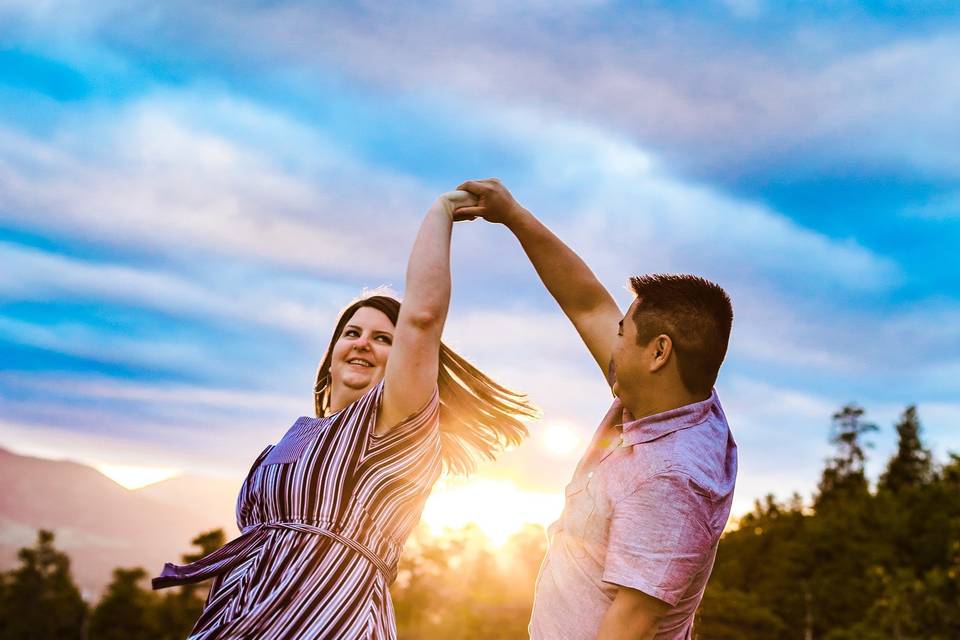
[609,298,652,399]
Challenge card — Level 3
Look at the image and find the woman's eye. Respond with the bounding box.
[376,336,392,344]
[344,329,359,337]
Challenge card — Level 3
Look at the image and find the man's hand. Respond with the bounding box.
[454,178,529,226]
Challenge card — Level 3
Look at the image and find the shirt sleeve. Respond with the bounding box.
[602,472,716,606]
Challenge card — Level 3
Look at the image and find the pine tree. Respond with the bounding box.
[88,567,158,640]
[0,530,87,640]
[152,528,226,640]
[816,404,878,508]
[879,405,933,493]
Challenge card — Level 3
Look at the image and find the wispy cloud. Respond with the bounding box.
[0,94,436,278]
[123,2,958,180]
[0,241,354,339]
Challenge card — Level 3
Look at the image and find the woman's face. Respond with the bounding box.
[328,306,395,395]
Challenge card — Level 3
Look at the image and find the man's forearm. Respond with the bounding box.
[596,587,665,640]
[506,208,618,321]
[454,178,623,372]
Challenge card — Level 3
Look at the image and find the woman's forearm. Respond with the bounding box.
[400,201,454,329]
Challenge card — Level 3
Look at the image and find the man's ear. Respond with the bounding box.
[649,335,672,373]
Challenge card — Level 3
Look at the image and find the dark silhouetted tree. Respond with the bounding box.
[695,584,786,639]
[152,528,226,640]
[0,530,87,640]
[816,404,877,509]
[88,567,158,640]
[879,405,932,493]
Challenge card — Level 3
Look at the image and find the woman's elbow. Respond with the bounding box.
[403,308,443,331]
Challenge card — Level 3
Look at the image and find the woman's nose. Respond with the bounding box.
[353,335,371,351]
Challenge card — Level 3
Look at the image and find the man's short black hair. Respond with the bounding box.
[628,274,733,395]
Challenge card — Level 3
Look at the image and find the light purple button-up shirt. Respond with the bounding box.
[529,390,737,640]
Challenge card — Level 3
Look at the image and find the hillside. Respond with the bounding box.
[0,448,241,599]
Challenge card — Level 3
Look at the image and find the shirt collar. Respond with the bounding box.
[619,389,718,446]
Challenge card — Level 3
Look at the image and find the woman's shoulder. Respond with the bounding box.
[372,383,440,439]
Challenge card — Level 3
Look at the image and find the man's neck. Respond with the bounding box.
[620,385,710,421]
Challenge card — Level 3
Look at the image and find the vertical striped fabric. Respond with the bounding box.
[155,381,442,639]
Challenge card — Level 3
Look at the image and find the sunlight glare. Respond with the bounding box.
[421,478,563,546]
[540,422,582,458]
[96,463,182,490]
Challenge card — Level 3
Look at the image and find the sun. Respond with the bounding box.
[420,478,563,546]
[95,463,181,490]
[539,422,583,458]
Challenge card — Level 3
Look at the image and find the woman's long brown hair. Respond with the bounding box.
[314,295,538,475]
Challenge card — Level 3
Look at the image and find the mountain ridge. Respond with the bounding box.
[0,447,241,599]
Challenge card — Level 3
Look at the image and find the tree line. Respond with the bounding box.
[0,404,956,639]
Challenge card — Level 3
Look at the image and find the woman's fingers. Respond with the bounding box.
[434,190,479,219]
[439,189,479,207]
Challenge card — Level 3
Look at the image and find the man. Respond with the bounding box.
[455,179,738,639]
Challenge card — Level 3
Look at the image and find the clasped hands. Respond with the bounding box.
[433,178,527,226]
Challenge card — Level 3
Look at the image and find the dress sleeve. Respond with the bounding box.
[601,472,716,606]
[365,381,441,440]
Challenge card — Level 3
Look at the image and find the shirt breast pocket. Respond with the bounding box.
[562,480,595,541]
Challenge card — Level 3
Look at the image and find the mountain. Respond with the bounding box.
[135,474,240,536]
[0,447,242,599]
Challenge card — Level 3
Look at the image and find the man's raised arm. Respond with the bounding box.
[456,179,622,377]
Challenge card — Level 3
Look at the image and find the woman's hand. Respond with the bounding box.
[433,189,480,221]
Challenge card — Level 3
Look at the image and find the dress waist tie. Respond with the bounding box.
[152,522,394,590]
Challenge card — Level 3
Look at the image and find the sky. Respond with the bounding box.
[1,0,959,526]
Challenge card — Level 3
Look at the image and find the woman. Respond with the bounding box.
[152,190,537,639]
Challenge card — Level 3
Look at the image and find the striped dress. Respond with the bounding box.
[152,381,442,639]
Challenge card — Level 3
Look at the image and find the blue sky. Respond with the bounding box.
[1,0,958,517]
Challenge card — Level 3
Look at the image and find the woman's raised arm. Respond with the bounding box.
[376,191,477,434]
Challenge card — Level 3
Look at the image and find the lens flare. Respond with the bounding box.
[421,478,562,546]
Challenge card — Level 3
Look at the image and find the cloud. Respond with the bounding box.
[721,0,764,19]
[492,112,901,294]
[0,373,310,474]
[4,1,959,185]
[121,2,958,181]
[0,93,435,279]
[905,191,960,220]
[0,316,217,373]
[0,372,304,415]
[0,241,355,339]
